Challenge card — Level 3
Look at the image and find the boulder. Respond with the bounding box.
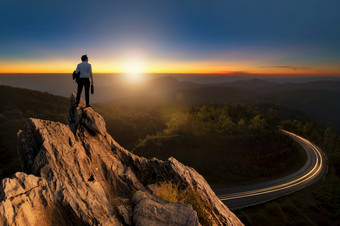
[132,190,200,226]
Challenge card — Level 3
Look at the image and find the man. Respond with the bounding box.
[75,55,94,107]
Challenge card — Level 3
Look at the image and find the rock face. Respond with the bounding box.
[0,93,243,226]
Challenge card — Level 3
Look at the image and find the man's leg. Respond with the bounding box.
[76,79,84,105]
[84,78,90,106]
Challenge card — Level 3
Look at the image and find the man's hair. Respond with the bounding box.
[81,55,88,61]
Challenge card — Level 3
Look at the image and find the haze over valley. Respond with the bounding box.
[1,74,340,132]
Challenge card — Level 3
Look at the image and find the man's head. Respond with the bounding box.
[81,55,88,62]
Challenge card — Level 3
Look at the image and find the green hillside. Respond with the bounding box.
[263,89,340,132]
[131,104,305,186]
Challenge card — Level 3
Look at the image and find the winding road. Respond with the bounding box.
[213,130,328,210]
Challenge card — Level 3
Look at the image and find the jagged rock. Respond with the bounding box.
[69,95,106,136]
[132,190,200,226]
[0,93,243,226]
[117,204,133,225]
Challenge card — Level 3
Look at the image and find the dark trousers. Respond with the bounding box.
[76,78,90,106]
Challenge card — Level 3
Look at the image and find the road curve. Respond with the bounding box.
[213,130,328,210]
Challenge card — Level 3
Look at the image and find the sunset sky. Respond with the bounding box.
[0,0,339,75]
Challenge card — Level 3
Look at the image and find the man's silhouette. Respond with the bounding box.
[75,55,94,107]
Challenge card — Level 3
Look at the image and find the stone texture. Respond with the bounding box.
[132,190,200,226]
[0,93,243,226]
[117,204,132,225]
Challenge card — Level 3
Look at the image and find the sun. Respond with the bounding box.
[122,59,146,83]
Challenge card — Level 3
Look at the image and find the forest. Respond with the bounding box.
[128,105,304,185]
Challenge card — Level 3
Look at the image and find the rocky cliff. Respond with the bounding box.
[0,94,243,226]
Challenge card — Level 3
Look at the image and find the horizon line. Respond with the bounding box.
[0,72,340,77]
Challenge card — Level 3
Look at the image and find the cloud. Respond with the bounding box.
[269,65,310,71]
[212,71,252,75]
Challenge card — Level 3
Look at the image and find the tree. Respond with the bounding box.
[249,115,266,130]
[323,127,337,154]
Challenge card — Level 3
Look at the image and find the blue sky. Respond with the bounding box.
[0,0,339,74]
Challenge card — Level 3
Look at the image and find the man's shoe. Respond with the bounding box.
[85,104,92,108]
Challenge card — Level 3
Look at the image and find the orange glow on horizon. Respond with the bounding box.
[0,59,339,76]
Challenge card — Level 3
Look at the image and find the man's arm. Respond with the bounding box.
[75,64,80,73]
[89,64,93,84]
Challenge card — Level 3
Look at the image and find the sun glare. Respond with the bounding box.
[122,59,145,84]
[125,59,143,74]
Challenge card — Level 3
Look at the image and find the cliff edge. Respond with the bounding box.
[0,94,243,226]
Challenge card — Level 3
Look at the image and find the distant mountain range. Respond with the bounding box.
[1,75,339,131]
[219,78,340,91]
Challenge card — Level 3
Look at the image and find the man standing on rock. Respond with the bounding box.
[75,55,94,107]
